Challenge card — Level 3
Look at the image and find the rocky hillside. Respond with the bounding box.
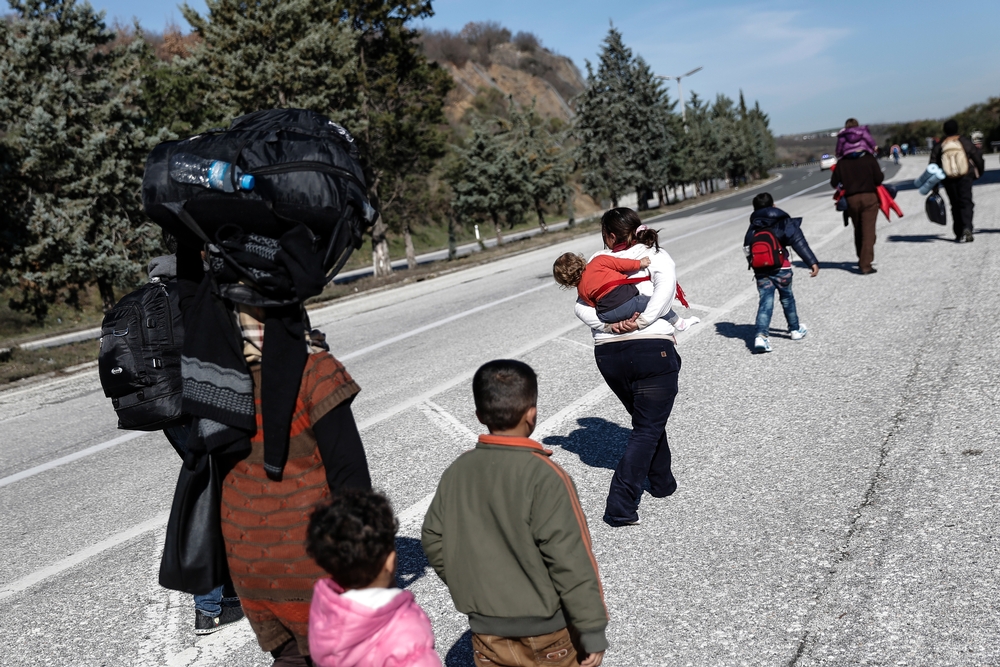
[420,23,586,125]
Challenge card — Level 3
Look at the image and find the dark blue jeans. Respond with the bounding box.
[755,269,799,337]
[594,339,681,525]
[164,424,240,617]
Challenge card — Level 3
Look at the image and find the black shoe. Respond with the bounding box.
[194,605,245,635]
[964,233,975,243]
[861,268,878,275]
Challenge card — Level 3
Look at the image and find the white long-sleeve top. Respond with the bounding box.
[574,243,678,345]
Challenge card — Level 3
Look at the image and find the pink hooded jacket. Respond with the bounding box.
[835,125,877,158]
[309,579,442,667]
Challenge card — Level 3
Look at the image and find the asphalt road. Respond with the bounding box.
[1,155,997,666]
[333,164,853,283]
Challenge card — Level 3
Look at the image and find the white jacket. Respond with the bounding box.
[574,243,677,344]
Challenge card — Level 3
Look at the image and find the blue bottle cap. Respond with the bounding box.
[240,174,255,191]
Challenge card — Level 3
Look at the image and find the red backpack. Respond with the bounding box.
[748,229,784,270]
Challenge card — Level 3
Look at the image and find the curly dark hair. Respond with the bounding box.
[306,489,398,589]
[552,252,585,288]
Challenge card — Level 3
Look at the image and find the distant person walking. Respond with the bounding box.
[930,119,985,243]
[573,208,683,526]
[830,130,884,275]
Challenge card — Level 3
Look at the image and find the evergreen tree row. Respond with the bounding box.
[574,28,775,209]
[0,5,776,323]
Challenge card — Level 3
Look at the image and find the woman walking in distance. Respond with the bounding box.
[573,208,683,527]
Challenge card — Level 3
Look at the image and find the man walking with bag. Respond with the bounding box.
[930,119,985,243]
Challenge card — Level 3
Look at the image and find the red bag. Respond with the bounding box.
[877,185,903,221]
[748,229,783,270]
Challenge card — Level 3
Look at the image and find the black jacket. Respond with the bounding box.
[744,206,818,273]
[830,152,883,196]
[930,136,985,180]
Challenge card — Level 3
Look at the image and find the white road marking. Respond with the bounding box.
[0,511,169,602]
[398,383,614,533]
[339,282,553,361]
[356,319,583,431]
[0,430,148,489]
[0,367,99,401]
[163,619,258,667]
[419,400,479,442]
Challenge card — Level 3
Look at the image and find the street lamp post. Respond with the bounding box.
[655,67,703,122]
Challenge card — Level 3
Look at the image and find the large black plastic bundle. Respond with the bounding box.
[142,108,376,280]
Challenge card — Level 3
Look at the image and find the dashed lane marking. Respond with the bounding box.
[339,282,554,361]
[0,430,148,489]
[0,511,170,603]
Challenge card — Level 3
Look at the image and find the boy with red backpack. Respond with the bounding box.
[744,192,820,353]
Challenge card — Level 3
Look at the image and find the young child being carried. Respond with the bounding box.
[308,489,441,667]
[553,249,699,331]
[422,360,607,667]
[835,118,877,158]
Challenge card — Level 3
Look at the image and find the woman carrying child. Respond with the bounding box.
[572,208,684,527]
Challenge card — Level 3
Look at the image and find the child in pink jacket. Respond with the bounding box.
[307,490,441,667]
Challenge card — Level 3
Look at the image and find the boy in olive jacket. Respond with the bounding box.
[421,360,608,667]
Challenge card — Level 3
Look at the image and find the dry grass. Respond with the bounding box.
[0,340,99,385]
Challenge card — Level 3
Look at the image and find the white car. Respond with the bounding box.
[819,154,837,170]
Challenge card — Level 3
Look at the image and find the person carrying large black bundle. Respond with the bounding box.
[147,109,376,667]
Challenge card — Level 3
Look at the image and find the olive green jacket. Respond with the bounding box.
[421,435,609,653]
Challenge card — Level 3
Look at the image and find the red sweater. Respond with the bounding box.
[577,255,644,307]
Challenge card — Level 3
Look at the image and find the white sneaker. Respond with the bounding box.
[674,316,701,332]
[754,335,772,353]
[790,325,808,341]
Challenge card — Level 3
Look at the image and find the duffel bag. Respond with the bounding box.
[142,108,377,279]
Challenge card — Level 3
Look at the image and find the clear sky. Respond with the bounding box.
[95,0,1000,135]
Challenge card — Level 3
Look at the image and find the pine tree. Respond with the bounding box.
[0,0,168,319]
[711,94,740,186]
[574,28,635,207]
[448,120,530,245]
[336,0,453,275]
[686,92,720,194]
[180,0,360,125]
[627,56,675,208]
[501,103,571,232]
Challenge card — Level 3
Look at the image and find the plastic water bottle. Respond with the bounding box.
[169,154,255,192]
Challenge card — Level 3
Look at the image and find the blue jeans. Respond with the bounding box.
[594,339,681,525]
[165,424,240,617]
[195,583,240,617]
[755,269,799,337]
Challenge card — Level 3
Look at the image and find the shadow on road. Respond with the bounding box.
[395,537,429,589]
[887,234,949,243]
[715,321,798,351]
[794,260,862,273]
[543,417,629,470]
[974,169,1000,186]
[446,630,474,666]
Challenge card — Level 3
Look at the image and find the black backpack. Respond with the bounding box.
[98,278,185,431]
[748,229,784,271]
[142,108,376,279]
[925,193,947,225]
